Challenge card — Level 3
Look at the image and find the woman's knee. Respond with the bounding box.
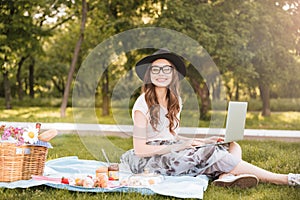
[228,142,242,158]
[230,142,241,150]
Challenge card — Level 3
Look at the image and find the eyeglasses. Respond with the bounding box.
[150,65,173,74]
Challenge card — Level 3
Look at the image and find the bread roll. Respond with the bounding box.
[38,129,58,142]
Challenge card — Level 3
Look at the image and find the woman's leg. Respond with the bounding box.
[218,142,242,179]
[220,142,288,185]
[230,160,288,185]
[220,142,288,184]
[219,142,288,185]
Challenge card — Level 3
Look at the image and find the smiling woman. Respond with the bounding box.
[120,48,300,188]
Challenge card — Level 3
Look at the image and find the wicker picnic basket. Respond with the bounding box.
[0,142,48,182]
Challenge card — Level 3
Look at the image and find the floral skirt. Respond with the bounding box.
[120,144,241,179]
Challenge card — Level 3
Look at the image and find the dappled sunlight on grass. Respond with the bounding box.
[245,111,300,130]
[1,107,300,130]
[36,111,61,118]
[2,107,41,116]
[280,112,300,122]
[0,107,74,123]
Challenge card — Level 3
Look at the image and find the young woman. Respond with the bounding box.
[121,48,299,188]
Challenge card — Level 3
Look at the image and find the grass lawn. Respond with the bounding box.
[1,134,299,200]
[0,105,299,199]
[1,107,300,130]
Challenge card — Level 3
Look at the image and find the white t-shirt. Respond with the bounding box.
[132,93,182,142]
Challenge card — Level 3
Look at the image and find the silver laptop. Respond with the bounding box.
[195,101,248,148]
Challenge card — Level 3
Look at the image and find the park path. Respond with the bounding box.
[3,122,300,142]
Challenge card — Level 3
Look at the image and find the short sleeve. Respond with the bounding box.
[132,93,149,121]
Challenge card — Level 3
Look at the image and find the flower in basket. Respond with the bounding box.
[0,124,39,146]
[23,126,39,144]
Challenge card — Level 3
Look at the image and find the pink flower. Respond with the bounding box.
[0,125,37,145]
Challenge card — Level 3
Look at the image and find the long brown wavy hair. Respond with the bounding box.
[142,64,181,135]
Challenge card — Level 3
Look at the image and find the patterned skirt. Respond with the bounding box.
[120,144,241,179]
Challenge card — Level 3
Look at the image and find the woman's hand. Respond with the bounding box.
[191,138,205,146]
[203,136,224,144]
[190,136,224,147]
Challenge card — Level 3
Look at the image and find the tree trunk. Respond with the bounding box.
[235,81,239,101]
[51,77,65,95]
[212,77,221,100]
[29,57,35,98]
[3,71,12,109]
[199,83,210,120]
[102,70,110,116]
[60,0,87,117]
[259,82,271,116]
[190,79,210,120]
[224,83,232,100]
[249,86,257,99]
[16,56,27,100]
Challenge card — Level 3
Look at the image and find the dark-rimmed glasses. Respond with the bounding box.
[150,65,173,74]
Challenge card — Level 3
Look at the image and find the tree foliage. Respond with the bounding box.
[0,0,299,118]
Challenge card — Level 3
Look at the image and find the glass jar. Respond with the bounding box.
[108,163,119,181]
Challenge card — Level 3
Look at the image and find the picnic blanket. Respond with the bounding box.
[0,156,209,199]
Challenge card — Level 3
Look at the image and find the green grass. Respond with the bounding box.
[1,107,300,130]
[1,135,299,200]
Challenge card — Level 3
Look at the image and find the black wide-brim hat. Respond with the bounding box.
[135,48,186,80]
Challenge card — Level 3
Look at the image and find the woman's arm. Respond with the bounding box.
[133,111,192,157]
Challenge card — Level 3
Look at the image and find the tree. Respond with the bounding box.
[79,0,157,116]
[246,0,299,116]
[152,0,216,119]
[0,0,75,107]
[60,0,87,117]
[0,0,40,107]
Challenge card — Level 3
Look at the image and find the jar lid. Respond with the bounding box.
[108,163,119,171]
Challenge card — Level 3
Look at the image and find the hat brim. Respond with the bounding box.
[135,53,186,80]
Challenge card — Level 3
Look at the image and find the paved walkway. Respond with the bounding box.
[4,122,300,142]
